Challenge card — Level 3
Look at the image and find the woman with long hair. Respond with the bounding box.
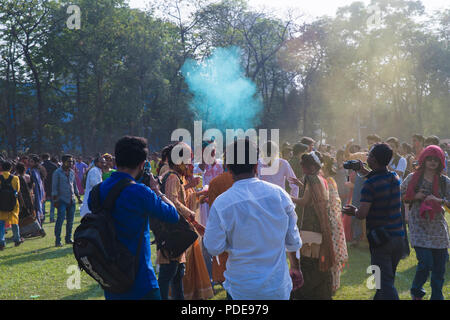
[401,145,450,300]
[289,151,336,300]
[156,142,211,300]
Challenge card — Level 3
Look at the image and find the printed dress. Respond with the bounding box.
[401,174,450,249]
[326,177,349,294]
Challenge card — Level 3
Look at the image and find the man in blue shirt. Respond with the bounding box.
[343,143,405,300]
[89,136,179,300]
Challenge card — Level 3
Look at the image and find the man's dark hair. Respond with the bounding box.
[115,136,148,169]
[226,138,259,175]
[366,134,382,143]
[370,143,393,167]
[1,160,12,172]
[29,154,40,164]
[94,156,105,165]
[15,162,26,175]
[61,154,73,163]
[300,137,315,146]
[412,134,424,143]
[386,137,399,148]
[293,143,309,156]
[41,153,50,161]
[51,156,59,163]
[424,135,440,146]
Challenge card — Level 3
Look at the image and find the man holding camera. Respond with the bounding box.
[342,143,405,300]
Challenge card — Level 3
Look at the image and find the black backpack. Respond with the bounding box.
[73,178,146,294]
[0,175,18,212]
[149,171,198,260]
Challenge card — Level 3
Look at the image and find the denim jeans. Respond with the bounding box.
[44,200,55,221]
[369,236,404,300]
[54,200,75,244]
[158,262,185,300]
[0,221,21,245]
[411,247,448,300]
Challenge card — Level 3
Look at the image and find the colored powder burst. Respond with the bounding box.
[181,46,263,131]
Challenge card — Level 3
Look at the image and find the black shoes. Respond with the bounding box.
[55,242,64,247]
[65,239,74,245]
[14,238,25,247]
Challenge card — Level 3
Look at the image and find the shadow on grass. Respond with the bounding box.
[0,246,55,261]
[1,246,73,267]
[61,283,104,300]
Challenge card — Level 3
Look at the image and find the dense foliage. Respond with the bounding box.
[0,0,448,155]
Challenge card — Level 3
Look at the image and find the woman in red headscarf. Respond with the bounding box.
[401,145,450,300]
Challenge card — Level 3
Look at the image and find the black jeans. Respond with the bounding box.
[369,236,404,300]
[158,262,185,300]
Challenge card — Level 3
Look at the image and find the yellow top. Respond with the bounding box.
[0,172,20,225]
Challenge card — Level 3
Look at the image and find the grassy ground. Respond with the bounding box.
[0,201,449,300]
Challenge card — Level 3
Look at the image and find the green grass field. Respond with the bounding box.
[0,201,449,300]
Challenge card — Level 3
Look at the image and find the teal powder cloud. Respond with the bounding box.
[181,46,263,131]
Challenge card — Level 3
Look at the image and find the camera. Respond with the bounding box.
[140,160,162,188]
[343,160,362,171]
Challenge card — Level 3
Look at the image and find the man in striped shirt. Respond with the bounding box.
[343,143,405,300]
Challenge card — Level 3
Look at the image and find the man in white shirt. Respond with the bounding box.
[386,137,407,182]
[79,156,105,217]
[204,138,303,300]
[258,140,299,198]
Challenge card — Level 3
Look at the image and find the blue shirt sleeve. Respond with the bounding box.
[140,185,179,224]
[360,180,374,203]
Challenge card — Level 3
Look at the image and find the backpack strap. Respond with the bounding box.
[89,178,135,213]
[103,179,135,211]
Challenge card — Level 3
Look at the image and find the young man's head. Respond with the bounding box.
[114,136,149,177]
[28,155,41,168]
[94,156,106,170]
[367,143,393,171]
[300,137,315,152]
[424,135,440,147]
[385,137,399,153]
[15,162,26,175]
[61,154,74,170]
[226,138,259,177]
[1,160,12,172]
[366,134,382,148]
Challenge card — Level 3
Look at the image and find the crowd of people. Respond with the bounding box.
[0,132,448,300]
